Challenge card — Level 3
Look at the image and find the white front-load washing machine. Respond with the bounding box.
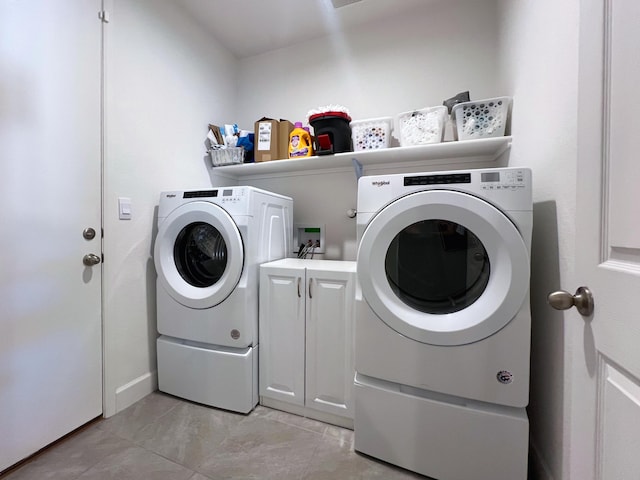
[353,167,532,480]
[154,186,292,413]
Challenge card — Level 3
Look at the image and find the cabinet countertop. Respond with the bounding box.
[261,258,357,271]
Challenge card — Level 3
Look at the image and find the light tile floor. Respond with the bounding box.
[2,392,427,480]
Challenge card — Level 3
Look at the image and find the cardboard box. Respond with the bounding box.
[255,118,277,162]
[254,118,294,162]
[278,119,294,159]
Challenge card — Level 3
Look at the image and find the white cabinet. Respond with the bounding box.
[259,260,306,407]
[259,258,357,428]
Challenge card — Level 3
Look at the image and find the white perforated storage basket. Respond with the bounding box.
[451,97,511,140]
[396,106,447,146]
[351,117,393,151]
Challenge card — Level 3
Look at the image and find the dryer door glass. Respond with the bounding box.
[357,189,530,345]
[174,221,227,287]
[385,219,490,314]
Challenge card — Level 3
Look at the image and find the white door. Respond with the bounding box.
[563,0,640,478]
[0,0,103,471]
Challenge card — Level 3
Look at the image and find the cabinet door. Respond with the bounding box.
[305,268,356,418]
[259,265,305,406]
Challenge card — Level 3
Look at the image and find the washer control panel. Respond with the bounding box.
[220,188,245,203]
[182,188,247,203]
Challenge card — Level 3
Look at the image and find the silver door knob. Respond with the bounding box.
[83,253,101,266]
[547,286,594,316]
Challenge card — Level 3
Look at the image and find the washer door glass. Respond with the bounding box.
[385,219,490,315]
[357,190,530,346]
[174,222,228,288]
[154,201,244,309]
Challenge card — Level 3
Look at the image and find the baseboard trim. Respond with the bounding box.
[113,371,157,415]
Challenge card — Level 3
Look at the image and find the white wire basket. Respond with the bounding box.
[209,147,245,166]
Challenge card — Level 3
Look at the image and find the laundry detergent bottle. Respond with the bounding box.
[288,122,313,158]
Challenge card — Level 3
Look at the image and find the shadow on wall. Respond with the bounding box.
[527,200,565,480]
[148,206,160,377]
[206,153,239,189]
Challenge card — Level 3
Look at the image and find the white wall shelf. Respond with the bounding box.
[210,136,512,180]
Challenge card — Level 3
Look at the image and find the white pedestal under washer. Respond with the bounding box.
[353,167,532,480]
[154,186,292,413]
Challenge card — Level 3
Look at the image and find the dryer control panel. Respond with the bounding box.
[403,169,528,190]
[404,173,471,186]
[479,169,527,190]
[357,167,532,215]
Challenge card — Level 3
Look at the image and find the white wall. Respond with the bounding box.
[236,0,501,127]
[499,1,580,479]
[103,0,237,416]
[222,0,502,261]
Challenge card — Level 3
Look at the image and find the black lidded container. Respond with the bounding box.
[308,111,353,155]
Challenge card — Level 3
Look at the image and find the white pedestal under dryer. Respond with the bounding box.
[154,186,292,413]
[353,167,532,480]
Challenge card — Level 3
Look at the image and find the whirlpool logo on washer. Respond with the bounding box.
[371,180,390,187]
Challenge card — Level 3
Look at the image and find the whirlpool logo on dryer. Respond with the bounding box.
[371,180,390,187]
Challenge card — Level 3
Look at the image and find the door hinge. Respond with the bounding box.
[98,10,110,23]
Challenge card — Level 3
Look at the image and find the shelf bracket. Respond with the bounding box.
[351,158,363,181]
[493,139,512,161]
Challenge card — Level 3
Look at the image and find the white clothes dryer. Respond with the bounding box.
[154,186,292,413]
[353,167,532,480]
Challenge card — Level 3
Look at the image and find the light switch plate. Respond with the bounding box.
[118,197,132,220]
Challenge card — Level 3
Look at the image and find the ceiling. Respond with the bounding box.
[176,0,432,59]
